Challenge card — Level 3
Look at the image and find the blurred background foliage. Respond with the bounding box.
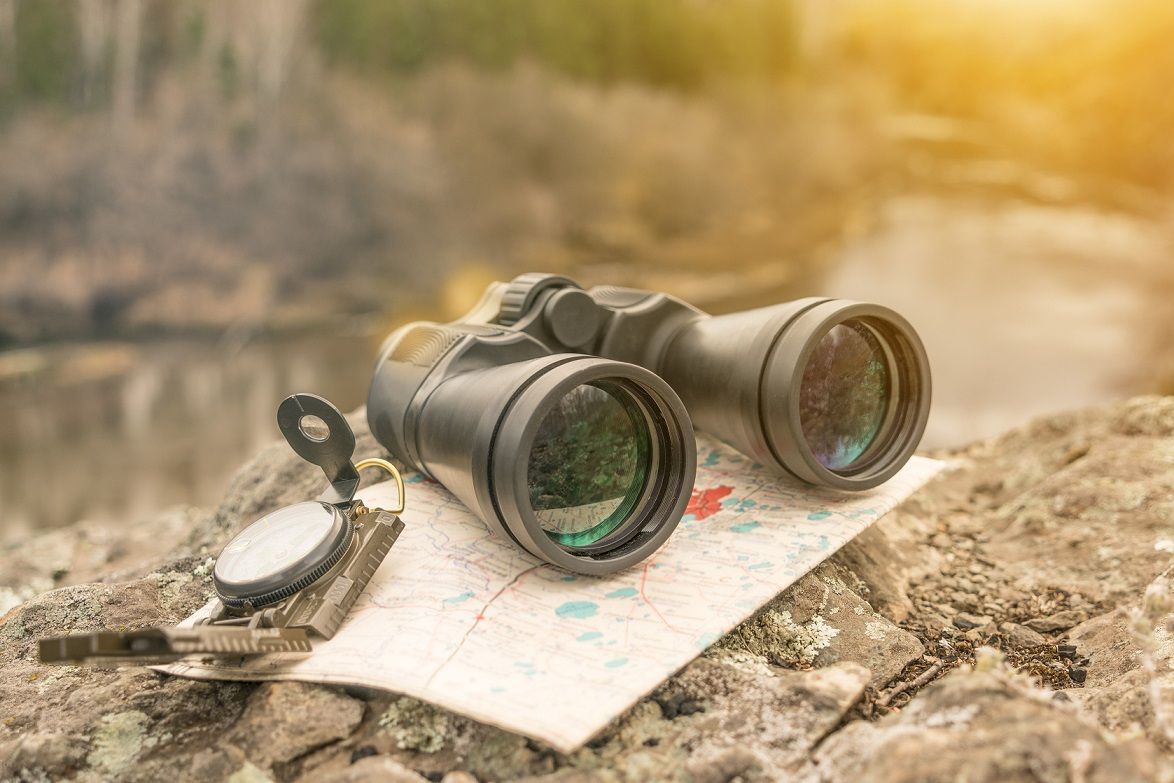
[0,0,1171,534]
[315,0,799,87]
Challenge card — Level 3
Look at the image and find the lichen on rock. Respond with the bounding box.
[721,608,840,666]
[718,563,925,688]
[86,710,149,775]
[380,696,451,753]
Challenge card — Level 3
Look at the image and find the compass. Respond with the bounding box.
[214,501,355,609]
[39,393,406,664]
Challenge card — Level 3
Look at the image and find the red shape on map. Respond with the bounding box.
[686,485,734,521]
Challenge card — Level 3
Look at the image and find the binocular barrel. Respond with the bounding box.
[648,298,931,490]
[368,326,695,574]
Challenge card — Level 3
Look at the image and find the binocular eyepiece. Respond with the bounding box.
[368,274,930,574]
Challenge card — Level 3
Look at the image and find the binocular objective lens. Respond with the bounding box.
[527,382,650,548]
[799,319,891,472]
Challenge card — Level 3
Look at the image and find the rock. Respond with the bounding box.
[950,590,981,612]
[378,696,451,753]
[309,755,430,782]
[0,506,207,595]
[2,397,1174,780]
[633,658,870,781]
[1065,569,1174,745]
[1067,608,1141,686]
[1025,609,1089,634]
[809,669,1159,783]
[87,710,151,776]
[952,612,990,630]
[512,770,615,783]
[720,563,925,688]
[978,398,1174,608]
[830,526,916,622]
[228,761,277,782]
[0,731,88,780]
[998,622,1046,648]
[227,682,366,768]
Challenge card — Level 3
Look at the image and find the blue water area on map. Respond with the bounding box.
[577,631,603,642]
[444,591,475,604]
[605,658,628,668]
[807,511,831,520]
[555,600,599,619]
[605,587,638,599]
[729,520,760,533]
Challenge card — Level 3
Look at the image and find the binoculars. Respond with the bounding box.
[368,273,930,574]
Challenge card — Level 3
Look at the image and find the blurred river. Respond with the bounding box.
[818,195,1172,449]
[0,334,377,539]
[1,194,1170,536]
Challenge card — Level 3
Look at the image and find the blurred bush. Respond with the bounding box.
[0,0,877,343]
[0,0,1171,344]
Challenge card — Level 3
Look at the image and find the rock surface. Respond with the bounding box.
[1,397,1173,782]
[809,662,1160,783]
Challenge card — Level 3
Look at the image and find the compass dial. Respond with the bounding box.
[213,501,352,607]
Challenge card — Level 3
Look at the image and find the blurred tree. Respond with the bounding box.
[111,0,140,137]
[313,0,799,89]
[77,0,111,105]
[11,1,77,106]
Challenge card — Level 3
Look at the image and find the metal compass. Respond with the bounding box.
[39,393,406,665]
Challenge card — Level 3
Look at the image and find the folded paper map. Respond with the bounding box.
[162,435,945,752]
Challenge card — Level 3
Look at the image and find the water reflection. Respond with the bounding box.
[818,196,1174,448]
[0,335,374,539]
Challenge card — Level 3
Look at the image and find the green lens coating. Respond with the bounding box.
[527,382,649,548]
[798,320,891,471]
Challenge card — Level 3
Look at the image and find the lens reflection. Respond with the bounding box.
[799,320,890,471]
[527,383,648,547]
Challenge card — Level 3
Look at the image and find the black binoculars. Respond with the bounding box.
[368,273,930,574]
